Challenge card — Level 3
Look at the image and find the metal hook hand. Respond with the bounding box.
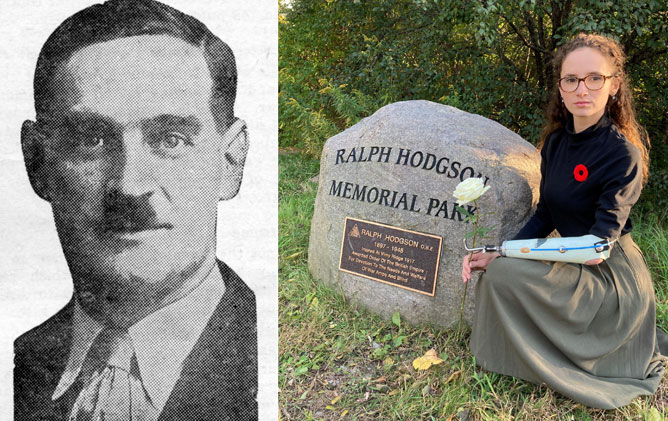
[463,239,485,253]
[463,239,500,254]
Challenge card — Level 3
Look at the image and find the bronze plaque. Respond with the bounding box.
[338,217,442,296]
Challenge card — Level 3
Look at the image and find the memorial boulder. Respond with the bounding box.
[308,100,541,327]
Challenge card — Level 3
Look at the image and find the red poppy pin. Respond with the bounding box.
[574,164,588,182]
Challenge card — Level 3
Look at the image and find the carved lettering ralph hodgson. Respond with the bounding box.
[330,146,490,222]
[335,146,490,185]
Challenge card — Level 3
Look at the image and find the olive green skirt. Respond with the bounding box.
[470,234,667,409]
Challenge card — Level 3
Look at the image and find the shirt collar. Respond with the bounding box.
[51,298,103,401]
[565,112,611,141]
[52,263,226,413]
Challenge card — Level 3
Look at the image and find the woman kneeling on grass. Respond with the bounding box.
[461,33,668,409]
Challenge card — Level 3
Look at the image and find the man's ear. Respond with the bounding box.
[219,118,249,201]
[21,120,51,202]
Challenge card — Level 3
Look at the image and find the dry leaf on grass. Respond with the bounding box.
[412,349,444,371]
[445,370,461,384]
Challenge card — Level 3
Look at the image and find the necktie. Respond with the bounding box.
[68,329,158,421]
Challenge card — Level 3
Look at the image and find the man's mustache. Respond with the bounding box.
[102,191,173,233]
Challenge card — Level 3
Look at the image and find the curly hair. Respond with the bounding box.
[540,33,650,183]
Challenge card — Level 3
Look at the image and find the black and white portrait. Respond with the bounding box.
[0,0,277,419]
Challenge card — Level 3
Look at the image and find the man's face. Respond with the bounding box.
[35,35,233,307]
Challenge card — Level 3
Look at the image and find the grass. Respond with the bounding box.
[279,151,668,420]
[633,210,668,334]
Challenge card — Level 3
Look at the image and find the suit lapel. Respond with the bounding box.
[14,300,76,421]
[15,261,257,421]
[158,260,257,421]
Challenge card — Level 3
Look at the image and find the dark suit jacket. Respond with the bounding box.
[14,261,257,421]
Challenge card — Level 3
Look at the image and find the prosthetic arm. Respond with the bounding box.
[463,234,615,264]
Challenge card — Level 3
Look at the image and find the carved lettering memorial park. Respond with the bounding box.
[308,100,541,327]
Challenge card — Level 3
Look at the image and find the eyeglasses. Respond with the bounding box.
[558,74,616,92]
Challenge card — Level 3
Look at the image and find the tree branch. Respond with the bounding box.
[496,44,528,83]
[537,1,547,51]
[524,10,541,50]
[501,14,549,54]
[523,10,547,89]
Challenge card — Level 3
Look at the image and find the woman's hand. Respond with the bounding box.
[462,252,500,283]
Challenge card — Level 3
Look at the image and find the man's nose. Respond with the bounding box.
[106,128,154,197]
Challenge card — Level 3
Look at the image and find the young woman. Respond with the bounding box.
[461,33,667,409]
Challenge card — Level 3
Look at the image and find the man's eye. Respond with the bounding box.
[72,131,105,150]
[149,132,191,150]
[163,132,186,148]
[81,135,104,148]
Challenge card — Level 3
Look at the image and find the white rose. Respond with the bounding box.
[453,177,490,206]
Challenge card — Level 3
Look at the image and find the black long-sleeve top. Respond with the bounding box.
[513,113,642,241]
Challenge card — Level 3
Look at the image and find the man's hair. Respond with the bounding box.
[34,0,237,132]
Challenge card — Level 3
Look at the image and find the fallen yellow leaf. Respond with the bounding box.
[331,395,342,405]
[286,252,301,260]
[340,409,349,418]
[445,370,461,384]
[412,349,444,371]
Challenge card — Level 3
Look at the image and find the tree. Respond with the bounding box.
[279,0,668,157]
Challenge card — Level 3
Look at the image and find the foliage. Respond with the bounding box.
[638,140,668,216]
[279,0,668,211]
